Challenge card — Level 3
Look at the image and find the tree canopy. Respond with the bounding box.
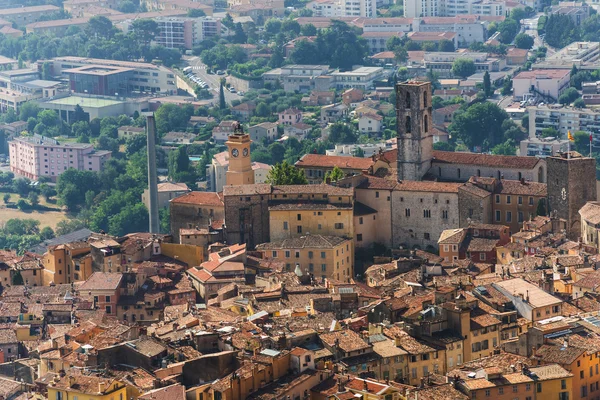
[266,161,308,185]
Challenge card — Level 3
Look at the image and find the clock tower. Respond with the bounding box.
[225,124,254,187]
[547,151,597,240]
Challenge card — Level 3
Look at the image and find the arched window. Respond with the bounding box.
[405,92,411,108]
[477,169,481,177]
[458,168,461,179]
[423,92,427,107]
[406,116,411,133]
[497,170,501,179]
[423,115,428,133]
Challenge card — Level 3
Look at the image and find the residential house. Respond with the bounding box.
[231,102,255,121]
[283,123,312,141]
[342,88,364,106]
[321,103,349,125]
[249,122,278,142]
[302,90,335,106]
[506,47,529,65]
[438,224,510,263]
[358,113,383,133]
[117,126,145,140]
[78,272,123,316]
[47,375,127,400]
[278,108,303,125]
[212,120,238,142]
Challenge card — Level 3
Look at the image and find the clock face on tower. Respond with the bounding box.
[561,187,567,201]
[231,148,239,158]
[243,147,249,157]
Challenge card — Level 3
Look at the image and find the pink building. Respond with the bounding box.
[278,107,303,125]
[9,134,111,181]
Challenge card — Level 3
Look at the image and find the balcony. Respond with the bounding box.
[18,313,44,325]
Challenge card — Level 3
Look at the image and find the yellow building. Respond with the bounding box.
[459,364,572,400]
[42,242,93,285]
[533,343,597,400]
[256,235,353,282]
[48,375,127,400]
[225,132,254,186]
[15,313,44,341]
[268,186,354,242]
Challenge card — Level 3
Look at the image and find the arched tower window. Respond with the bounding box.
[406,116,411,133]
[405,92,411,108]
[423,115,428,133]
[423,92,427,107]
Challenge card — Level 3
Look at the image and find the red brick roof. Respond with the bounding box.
[170,191,224,206]
[295,154,374,170]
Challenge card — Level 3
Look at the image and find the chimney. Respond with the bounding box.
[363,379,368,391]
[337,377,343,393]
[98,382,107,393]
[68,376,76,388]
[146,113,159,234]
[520,177,525,185]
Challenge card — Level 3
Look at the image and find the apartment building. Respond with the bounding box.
[43,56,178,95]
[513,69,571,102]
[550,1,590,25]
[2,5,60,26]
[519,136,569,158]
[404,0,442,17]
[412,16,489,45]
[9,135,111,182]
[256,235,354,282]
[153,17,221,49]
[307,0,376,17]
[527,105,600,144]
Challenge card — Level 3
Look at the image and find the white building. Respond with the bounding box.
[249,122,278,142]
[412,16,488,44]
[519,136,569,158]
[307,0,376,17]
[9,134,111,182]
[535,41,600,70]
[42,56,178,95]
[512,69,571,102]
[325,140,396,157]
[358,113,383,133]
[404,0,442,18]
[527,105,600,148]
[206,151,272,192]
[331,67,384,90]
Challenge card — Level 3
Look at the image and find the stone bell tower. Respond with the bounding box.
[396,81,433,182]
[225,122,254,186]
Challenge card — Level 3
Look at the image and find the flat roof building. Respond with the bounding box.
[9,134,112,182]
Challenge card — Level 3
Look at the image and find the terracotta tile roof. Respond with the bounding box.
[466,237,499,252]
[432,151,541,169]
[295,154,373,170]
[412,384,468,400]
[170,191,224,206]
[396,180,462,193]
[470,307,500,330]
[139,384,185,400]
[579,202,600,225]
[157,182,189,192]
[51,375,121,394]
[320,330,371,353]
[439,229,465,245]
[514,69,570,80]
[534,344,585,365]
[79,272,123,291]
[222,184,272,196]
[530,364,572,380]
[0,329,17,345]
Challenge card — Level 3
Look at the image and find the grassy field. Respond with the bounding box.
[0,193,69,229]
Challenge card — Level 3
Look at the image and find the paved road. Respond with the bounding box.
[522,13,556,56]
[186,56,243,105]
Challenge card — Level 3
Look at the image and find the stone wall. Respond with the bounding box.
[391,190,459,249]
[170,203,225,243]
[430,162,547,183]
[223,194,270,248]
[458,187,492,227]
[547,155,597,239]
